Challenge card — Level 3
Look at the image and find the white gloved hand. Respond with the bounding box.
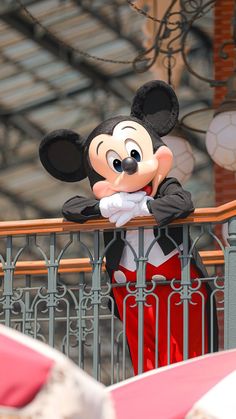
[109,195,153,227]
[99,191,145,218]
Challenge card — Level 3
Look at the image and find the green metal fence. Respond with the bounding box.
[0,205,235,385]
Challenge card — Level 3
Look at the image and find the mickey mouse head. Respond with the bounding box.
[39,80,179,199]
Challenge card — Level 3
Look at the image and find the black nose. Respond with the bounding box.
[121,157,138,175]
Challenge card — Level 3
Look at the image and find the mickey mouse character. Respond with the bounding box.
[39,80,217,374]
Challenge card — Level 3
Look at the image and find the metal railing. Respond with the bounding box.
[0,201,236,384]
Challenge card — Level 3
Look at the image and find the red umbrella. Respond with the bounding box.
[0,325,115,419]
[108,350,236,419]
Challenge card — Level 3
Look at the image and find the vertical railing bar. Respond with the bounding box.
[98,338,101,382]
[92,230,101,380]
[116,331,121,383]
[33,301,38,339]
[155,295,159,369]
[181,224,190,360]
[167,292,173,365]
[110,298,115,385]
[4,236,13,327]
[224,217,236,349]
[116,337,119,383]
[64,300,70,357]
[78,272,85,368]
[210,290,214,353]
[23,274,32,336]
[122,299,127,381]
[48,233,57,347]
[201,293,205,355]
[137,227,145,374]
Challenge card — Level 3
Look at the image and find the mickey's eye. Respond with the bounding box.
[125,139,142,162]
[106,150,123,173]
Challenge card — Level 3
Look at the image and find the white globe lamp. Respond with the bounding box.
[206,73,236,171]
[163,125,195,183]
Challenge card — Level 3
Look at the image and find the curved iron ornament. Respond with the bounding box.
[180,0,227,86]
[132,0,230,87]
[15,0,229,87]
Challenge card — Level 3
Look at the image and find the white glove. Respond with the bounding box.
[109,195,153,227]
[99,191,146,218]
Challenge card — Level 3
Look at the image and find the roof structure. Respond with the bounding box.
[0,0,214,220]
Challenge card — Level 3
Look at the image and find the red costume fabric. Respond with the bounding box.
[112,253,208,375]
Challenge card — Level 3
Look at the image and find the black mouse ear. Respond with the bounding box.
[130,80,179,136]
[39,129,87,182]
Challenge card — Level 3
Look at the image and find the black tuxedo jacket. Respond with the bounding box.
[62,177,205,276]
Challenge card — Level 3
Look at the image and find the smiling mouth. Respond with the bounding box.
[138,182,152,196]
[141,185,152,195]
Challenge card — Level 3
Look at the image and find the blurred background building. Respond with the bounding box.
[0,0,228,222]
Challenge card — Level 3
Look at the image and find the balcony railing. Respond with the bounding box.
[0,200,236,385]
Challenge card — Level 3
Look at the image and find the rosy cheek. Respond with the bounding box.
[92,181,116,199]
[154,145,173,162]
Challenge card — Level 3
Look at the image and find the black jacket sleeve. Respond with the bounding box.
[62,196,101,223]
[62,178,193,225]
[148,177,194,226]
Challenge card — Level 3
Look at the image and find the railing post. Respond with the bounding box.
[47,233,58,347]
[3,236,13,327]
[136,227,146,374]
[180,224,191,360]
[23,275,32,336]
[92,230,102,380]
[224,216,236,349]
[78,271,86,369]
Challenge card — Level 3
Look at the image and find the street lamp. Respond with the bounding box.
[206,73,236,172]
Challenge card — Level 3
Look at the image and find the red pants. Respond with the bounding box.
[112,254,209,374]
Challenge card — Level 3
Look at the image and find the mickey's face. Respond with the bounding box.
[88,120,173,199]
[39,80,179,199]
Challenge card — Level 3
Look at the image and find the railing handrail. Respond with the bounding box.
[0,200,235,236]
[0,258,95,276]
[0,250,224,277]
